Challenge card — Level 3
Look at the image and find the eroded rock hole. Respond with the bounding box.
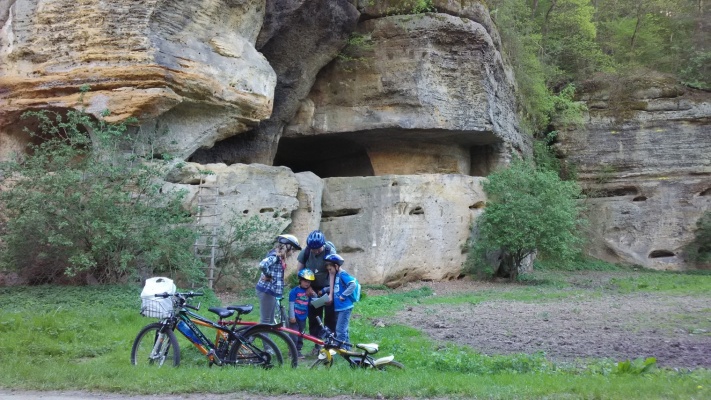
[260,208,274,213]
[409,206,424,215]
[322,208,361,218]
[584,186,639,198]
[632,196,647,201]
[274,136,374,178]
[701,188,711,196]
[649,250,675,258]
[470,201,486,209]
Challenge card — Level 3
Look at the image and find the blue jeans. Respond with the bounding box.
[335,307,353,350]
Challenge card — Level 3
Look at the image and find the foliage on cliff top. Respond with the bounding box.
[489,0,709,135]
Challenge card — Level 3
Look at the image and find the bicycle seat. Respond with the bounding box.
[208,307,235,319]
[356,343,379,354]
[226,305,253,315]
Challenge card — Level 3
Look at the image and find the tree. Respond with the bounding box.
[537,0,614,83]
[470,160,586,279]
[0,109,201,284]
[686,212,711,266]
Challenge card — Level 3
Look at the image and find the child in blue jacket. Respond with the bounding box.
[323,254,356,349]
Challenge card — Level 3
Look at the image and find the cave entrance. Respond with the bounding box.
[274,136,374,178]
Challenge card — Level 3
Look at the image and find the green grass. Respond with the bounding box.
[1,270,710,399]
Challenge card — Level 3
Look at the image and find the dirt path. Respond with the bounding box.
[389,277,711,369]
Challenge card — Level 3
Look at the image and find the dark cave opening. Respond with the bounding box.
[649,250,675,258]
[274,136,374,178]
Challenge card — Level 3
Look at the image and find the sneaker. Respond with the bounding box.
[297,352,305,359]
[310,345,323,356]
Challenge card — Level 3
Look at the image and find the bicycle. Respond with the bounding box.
[309,317,404,370]
[131,291,298,368]
[272,296,288,327]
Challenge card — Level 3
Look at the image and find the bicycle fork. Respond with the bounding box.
[150,330,171,366]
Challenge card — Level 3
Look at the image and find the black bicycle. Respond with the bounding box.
[131,291,298,368]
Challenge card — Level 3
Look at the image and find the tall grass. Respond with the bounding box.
[1,271,710,399]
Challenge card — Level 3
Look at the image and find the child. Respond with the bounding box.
[256,234,301,324]
[288,268,315,358]
[323,254,356,350]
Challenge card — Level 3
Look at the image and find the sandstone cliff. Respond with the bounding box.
[2,0,707,286]
[1,0,528,285]
[557,74,711,270]
[0,0,275,160]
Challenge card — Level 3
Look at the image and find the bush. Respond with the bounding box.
[467,160,586,279]
[686,212,711,266]
[0,109,201,284]
[212,213,280,292]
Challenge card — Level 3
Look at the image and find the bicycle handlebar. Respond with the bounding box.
[314,316,352,348]
[154,292,203,311]
[154,291,204,298]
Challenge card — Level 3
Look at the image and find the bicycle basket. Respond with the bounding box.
[139,277,177,318]
[140,296,175,318]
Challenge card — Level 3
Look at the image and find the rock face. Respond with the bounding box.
[321,175,487,285]
[188,0,360,165]
[557,75,711,270]
[281,11,527,177]
[0,0,275,160]
[164,164,486,285]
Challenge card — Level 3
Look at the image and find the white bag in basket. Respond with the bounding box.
[140,277,177,318]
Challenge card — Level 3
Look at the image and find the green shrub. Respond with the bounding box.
[467,160,586,279]
[0,109,201,284]
[212,213,280,292]
[686,212,711,266]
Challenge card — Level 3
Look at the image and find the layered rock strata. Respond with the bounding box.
[0,0,275,160]
[283,11,527,176]
[188,0,360,165]
[557,76,711,270]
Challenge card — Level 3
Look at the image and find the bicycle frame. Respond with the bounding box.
[176,309,231,362]
[215,304,324,347]
[166,295,276,366]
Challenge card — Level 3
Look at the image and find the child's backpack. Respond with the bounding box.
[340,273,361,303]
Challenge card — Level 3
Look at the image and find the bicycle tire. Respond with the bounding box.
[240,325,298,368]
[131,322,180,367]
[375,360,404,370]
[227,332,282,367]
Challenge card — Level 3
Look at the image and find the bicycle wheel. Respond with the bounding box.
[240,325,298,368]
[375,360,404,370]
[228,332,282,367]
[131,322,180,367]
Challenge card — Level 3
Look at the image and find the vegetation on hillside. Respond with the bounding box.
[0,107,201,284]
[488,0,709,135]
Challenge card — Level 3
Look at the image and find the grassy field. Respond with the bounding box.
[1,268,710,399]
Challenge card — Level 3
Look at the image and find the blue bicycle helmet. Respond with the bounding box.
[306,230,326,249]
[324,253,344,266]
